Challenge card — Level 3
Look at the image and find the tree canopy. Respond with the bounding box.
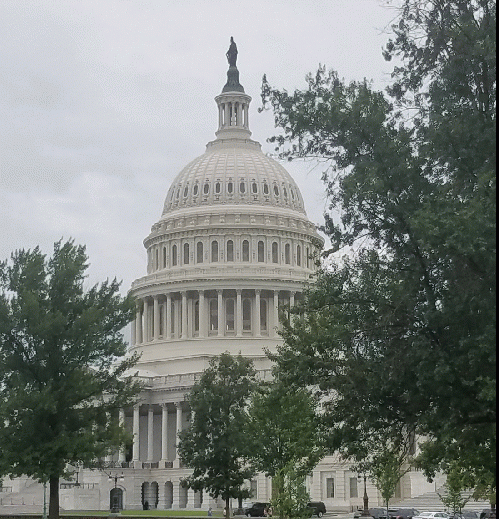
[178,352,256,519]
[0,240,141,519]
[261,0,495,496]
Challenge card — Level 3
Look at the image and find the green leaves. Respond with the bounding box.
[261,0,496,498]
[178,353,256,504]
[0,240,141,485]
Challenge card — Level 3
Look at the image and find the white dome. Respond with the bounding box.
[162,141,306,216]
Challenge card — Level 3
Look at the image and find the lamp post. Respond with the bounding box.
[359,474,370,517]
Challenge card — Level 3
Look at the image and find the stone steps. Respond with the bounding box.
[392,488,490,512]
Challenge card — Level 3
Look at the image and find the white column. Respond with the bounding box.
[217,290,223,336]
[147,406,154,462]
[118,409,126,463]
[166,294,172,339]
[153,296,160,341]
[199,290,206,338]
[131,316,136,346]
[143,299,149,342]
[290,291,295,307]
[174,403,183,468]
[236,289,242,337]
[161,404,169,463]
[255,290,261,337]
[273,290,279,337]
[136,307,143,344]
[244,104,249,128]
[132,405,140,463]
[181,291,188,339]
[218,104,223,128]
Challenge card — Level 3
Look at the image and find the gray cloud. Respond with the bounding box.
[0,0,398,290]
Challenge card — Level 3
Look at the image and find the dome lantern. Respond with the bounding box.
[214,38,252,141]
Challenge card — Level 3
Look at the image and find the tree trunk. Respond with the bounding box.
[49,476,59,519]
[225,497,230,519]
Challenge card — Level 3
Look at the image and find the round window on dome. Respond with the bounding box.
[203,182,210,195]
[227,182,234,194]
[215,182,221,194]
[252,182,258,194]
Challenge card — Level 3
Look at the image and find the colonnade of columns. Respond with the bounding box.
[218,99,249,129]
[132,289,297,346]
[123,402,185,469]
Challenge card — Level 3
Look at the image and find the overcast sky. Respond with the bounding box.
[1,0,400,293]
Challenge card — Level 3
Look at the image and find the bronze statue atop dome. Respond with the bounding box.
[226,37,238,67]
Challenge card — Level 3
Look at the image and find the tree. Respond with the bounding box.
[178,352,256,519]
[369,447,410,519]
[0,240,141,519]
[270,461,311,519]
[246,381,323,519]
[438,463,473,515]
[261,0,495,497]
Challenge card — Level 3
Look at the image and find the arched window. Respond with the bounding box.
[203,182,210,195]
[183,186,189,198]
[243,298,251,331]
[227,240,234,262]
[242,240,250,262]
[163,247,167,268]
[172,244,178,266]
[285,243,291,264]
[209,300,218,332]
[155,249,159,270]
[258,241,265,262]
[226,299,235,331]
[252,182,258,194]
[197,242,204,263]
[193,183,199,196]
[215,181,221,194]
[227,182,234,194]
[211,241,219,262]
[263,183,269,195]
[260,299,268,332]
[239,181,246,194]
[194,300,199,334]
[272,242,279,263]
[296,245,301,266]
[274,184,280,196]
[184,243,190,265]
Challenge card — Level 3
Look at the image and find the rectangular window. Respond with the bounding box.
[350,478,358,498]
[250,480,257,499]
[326,478,335,498]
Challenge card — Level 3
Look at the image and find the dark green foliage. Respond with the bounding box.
[178,353,256,519]
[246,382,323,478]
[261,0,495,497]
[0,240,141,519]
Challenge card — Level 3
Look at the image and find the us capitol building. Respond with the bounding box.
[2,42,441,514]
